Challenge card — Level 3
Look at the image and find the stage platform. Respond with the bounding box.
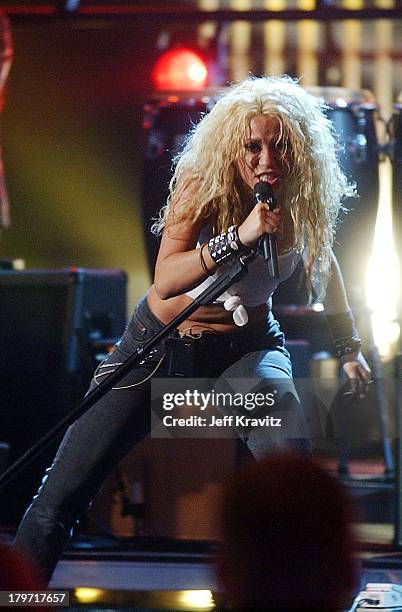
[3,458,402,608]
[50,537,219,592]
[43,529,402,609]
[1,525,402,609]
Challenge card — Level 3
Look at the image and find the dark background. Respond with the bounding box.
[0,16,165,307]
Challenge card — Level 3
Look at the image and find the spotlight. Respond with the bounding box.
[151,48,208,92]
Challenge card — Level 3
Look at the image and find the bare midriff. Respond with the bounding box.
[146,285,269,334]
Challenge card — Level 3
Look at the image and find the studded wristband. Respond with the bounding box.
[333,335,362,358]
[208,225,248,265]
[326,310,362,358]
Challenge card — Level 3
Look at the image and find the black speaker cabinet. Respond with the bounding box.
[0,268,127,526]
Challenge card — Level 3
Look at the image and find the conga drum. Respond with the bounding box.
[274,88,381,306]
[142,94,213,270]
[310,88,380,300]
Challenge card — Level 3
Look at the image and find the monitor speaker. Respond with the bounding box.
[0,268,127,526]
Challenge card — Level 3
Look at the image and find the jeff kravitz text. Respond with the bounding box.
[162,414,282,427]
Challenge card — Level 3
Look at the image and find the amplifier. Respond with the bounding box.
[0,268,127,526]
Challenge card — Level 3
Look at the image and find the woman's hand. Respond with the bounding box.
[340,352,372,400]
[238,202,283,248]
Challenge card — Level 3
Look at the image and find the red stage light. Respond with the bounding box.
[151,48,208,92]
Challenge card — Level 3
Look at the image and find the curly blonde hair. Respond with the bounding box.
[151,75,354,298]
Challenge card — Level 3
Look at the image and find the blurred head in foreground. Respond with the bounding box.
[0,539,46,590]
[217,451,359,611]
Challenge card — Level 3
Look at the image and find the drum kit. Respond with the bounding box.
[308,88,401,303]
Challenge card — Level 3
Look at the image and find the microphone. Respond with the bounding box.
[253,181,280,280]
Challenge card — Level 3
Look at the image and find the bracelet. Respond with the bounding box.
[333,336,362,359]
[208,225,248,266]
[326,310,362,358]
[199,242,213,276]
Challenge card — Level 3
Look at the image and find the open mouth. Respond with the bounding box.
[255,172,280,186]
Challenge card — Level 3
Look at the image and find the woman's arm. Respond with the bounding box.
[323,249,371,398]
[153,181,218,300]
[322,249,350,314]
[154,178,283,300]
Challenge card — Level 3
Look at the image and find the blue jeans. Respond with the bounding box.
[14,296,309,582]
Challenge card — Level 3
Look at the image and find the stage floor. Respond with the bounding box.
[3,456,402,608]
[43,526,402,609]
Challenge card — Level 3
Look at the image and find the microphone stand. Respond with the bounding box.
[0,249,259,490]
